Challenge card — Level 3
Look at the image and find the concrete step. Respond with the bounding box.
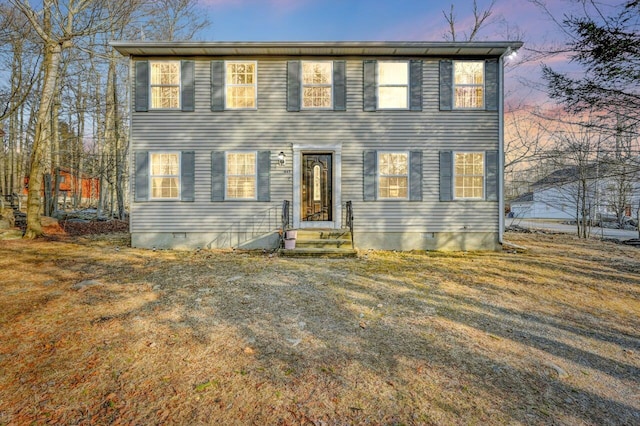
[294,238,352,248]
[292,229,351,240]
[279,247,357,258]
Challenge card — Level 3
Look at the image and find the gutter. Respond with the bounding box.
[498,48,510,245]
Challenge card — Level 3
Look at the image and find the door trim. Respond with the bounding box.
[293,143,342,229]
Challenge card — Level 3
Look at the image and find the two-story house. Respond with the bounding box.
[112,41,522,251]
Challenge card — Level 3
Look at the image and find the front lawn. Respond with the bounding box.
[0,232,638,424]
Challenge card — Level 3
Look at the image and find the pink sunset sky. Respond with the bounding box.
[191,0,621,109]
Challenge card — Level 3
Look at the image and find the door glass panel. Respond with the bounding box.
[313,165,321,201]
[302,154,332,222]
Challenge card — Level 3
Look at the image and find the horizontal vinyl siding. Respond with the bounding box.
[131,58,499,234]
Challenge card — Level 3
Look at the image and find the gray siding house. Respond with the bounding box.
[112,41,522,251]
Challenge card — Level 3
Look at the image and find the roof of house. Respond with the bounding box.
[532,159,640,188]
[111,40,523,57]
[509,192,534,203]
[533,167,579,187]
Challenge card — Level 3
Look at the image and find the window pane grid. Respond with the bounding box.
[150,62,180,109]
[379,152,408,199]
[226,153,256,199]
[454,62,484,109]
[226,62,256,109]
[454,153,484,199]
[302,87,331,108]
[302,62,332,109]
[150,153,180,199]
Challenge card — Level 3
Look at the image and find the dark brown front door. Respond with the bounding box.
[302,154,332,222]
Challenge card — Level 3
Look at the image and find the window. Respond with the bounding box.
[226,152,256,199]
[378,62,408,109]
[150,153,180,199]
[454,152,484,199]
[226,62,256,109]
[302,61,332,108]
[379,152,408,199]
[150,61,180,109]
[454,61,484,109]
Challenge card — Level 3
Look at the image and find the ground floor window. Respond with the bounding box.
[378,152,408,199]
[454,152,484,199]
[150,152,180,199]
[226,152,257,199]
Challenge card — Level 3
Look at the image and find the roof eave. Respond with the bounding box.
[110,40,524,57]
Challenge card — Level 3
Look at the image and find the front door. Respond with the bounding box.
[302,154,332,222]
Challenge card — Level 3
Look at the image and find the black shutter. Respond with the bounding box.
[409,60,423,111]
[363,60,377,112]
[439,60,453,111]
[257,151,271,201]
[409,151,423,201]
[211,61,225,111]
[485,150,499,201]
[287,61,300,112]
[181,151,195,201]
[135,61,149,112]
[485,59,499,111]
[363,150,377,200]
[211,151,225,201]
[439,151,453,201]
[181,61,195,112]
[333,60,346,111]
[134,152,149,201]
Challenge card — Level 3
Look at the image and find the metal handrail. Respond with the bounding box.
[280,200,290,249]
[281,200,290,231]
[344,200,354,249]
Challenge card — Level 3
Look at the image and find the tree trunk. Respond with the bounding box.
[24,41,62,238]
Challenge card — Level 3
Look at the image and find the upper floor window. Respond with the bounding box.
[378,152,409,199]
[150,152,180,199]
[226,152,257,199]
[454,61,484,109]
[302,61,332,109]
[226,62,257,109]
[378,62,409,109]
[150,61,181,109]
[454,152,484,199]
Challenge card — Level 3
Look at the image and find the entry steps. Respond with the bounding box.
[280,229,356,258]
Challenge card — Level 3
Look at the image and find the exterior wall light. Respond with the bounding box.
[278,151,286,166]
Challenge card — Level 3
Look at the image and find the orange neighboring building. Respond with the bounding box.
[23,168,100,206]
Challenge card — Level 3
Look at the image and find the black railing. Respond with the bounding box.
[281,200,290,248]
[343,200,354,249]
[208,203,284,249]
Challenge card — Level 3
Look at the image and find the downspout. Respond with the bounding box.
[498,48,509,245]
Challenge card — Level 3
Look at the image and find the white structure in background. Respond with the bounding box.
[510,165,640,222]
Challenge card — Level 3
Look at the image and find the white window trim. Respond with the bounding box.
[377,61,410,110]
[452,61,485,110]
[377,151,409,200]
[301,60,334,110]
[149,151,181,200]
[453,151,485,200]
[225,151,258,201]
[149,61,181,110]
[224,61,258,110]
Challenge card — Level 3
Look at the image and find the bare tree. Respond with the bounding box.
[140,0,210,41]
[442,0,497,41]
[11,0,135,238]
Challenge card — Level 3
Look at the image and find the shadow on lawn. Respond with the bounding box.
[139,251,640,425]
[11,238,636,424]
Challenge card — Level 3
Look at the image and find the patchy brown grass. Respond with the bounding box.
[0,232,638,425]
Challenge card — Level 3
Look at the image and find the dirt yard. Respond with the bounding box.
[0,232,638,425]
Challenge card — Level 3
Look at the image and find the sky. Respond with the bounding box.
[196,0,552,42]
[189,0,624,108]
